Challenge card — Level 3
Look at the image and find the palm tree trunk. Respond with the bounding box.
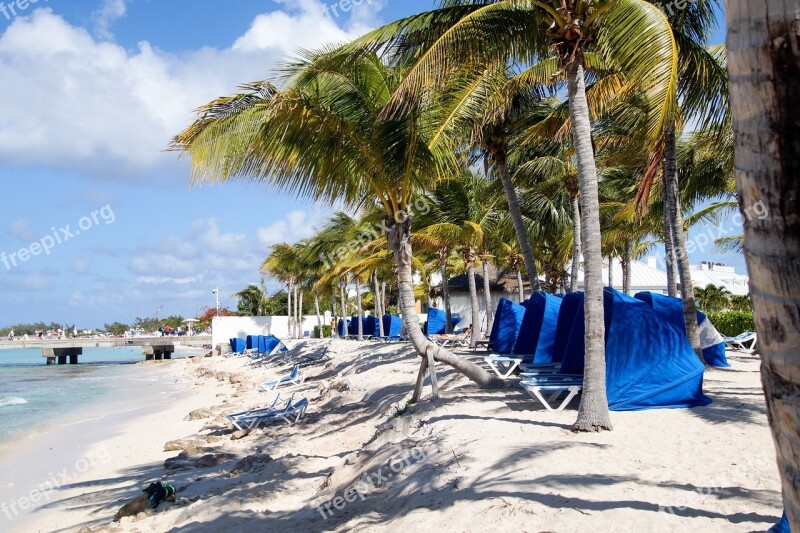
[517,269,525,301]
[570,193,582,293]
[663,202,678,297]
[440,253,454,334]
[566,59,613,432]
[332,295,338,338]
[665,125,705,363]
[374,272,385,338]
[355,277,364,341]
[495,148,539,294]
[314,292,323,339]
[287,282,293,340]
[381,281,387,317]
[608,256,614,289]
[467,259,481,348]
[727,3,800,527]
[340,277,348,336]
[387,218,500,390]
[298,286,304,339]
[482,259,494,337]
[622,241,632,295]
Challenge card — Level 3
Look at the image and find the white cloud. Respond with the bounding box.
[71,257,92,273]
[0,2,384,183]
[92,0,126,41]
[257,208,331,246]
[6,218,37,242]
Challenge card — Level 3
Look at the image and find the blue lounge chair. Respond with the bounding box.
[260,364,306,391]
[229,338,246,355]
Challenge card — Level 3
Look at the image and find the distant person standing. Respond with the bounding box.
[8,329,14,341]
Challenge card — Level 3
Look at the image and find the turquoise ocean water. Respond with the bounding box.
[0,347,189,446]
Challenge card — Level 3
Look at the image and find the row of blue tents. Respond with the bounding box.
[489,289,727,411]
[230,335,283,355]
[337,314,404,338]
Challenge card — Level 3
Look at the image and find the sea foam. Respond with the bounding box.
[0,396,28,407]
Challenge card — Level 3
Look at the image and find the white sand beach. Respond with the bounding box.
[15,340,781,533]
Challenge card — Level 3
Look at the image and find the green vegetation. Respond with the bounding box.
[706,311,755,337]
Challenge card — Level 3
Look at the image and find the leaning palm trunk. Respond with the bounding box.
[374,272,385,338]
[567,60,612,432]
[664,125,705,363]
[481,260,494,336]
[355,277,364,341]
[517,269,525,301]
[727,2,800,526]
[570,194,582,293]
[314,292,323,339]
[467,260,481,348]
[495,149,539,294]
[440,253,454,334]
[387,219,499,390]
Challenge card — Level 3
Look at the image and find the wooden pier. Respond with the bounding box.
[0,336,210,365]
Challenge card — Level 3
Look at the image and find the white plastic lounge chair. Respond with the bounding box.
[229,396,308,430]
[260,364,306,391]
[519,362,562,373]
[520,376,583,412]
[725,332,757,353]
[484,355,524,379]
[226,393,288,430]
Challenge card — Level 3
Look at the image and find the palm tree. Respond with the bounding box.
[726,1,800,525]
[234,284,267,316]
[172,50,500,388]
[356,0,680,431]
[694,284,732,313]
[262,243,302,339]
[656,1,728,361]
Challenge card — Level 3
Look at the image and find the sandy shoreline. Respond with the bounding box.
[9,340,782,532]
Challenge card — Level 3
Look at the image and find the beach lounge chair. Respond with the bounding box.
[260,364,306,391]
[228,395,308,430]
[725,332,757,353]
[226,393,287,430]
[484,355,524,379]
[520,375,583,412]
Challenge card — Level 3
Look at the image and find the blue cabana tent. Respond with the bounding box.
[769,512,790,533]
[513,291,563,363]
[230,338,246,354]
[246,335,258,351]
[552,293,585,364]
[488,298,527,354]
[337,319,350,337]
[382,314,403,337]
[424,309,461,335]
[635,292,730,367]
[559,288,712,411]
[362,316,380,337]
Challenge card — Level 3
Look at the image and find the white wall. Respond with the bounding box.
[212,315,326,348]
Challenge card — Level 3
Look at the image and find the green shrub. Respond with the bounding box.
[706,311,755,337]
[313,325,333,339]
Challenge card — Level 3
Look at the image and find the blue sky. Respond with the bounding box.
[0,0,738,328]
